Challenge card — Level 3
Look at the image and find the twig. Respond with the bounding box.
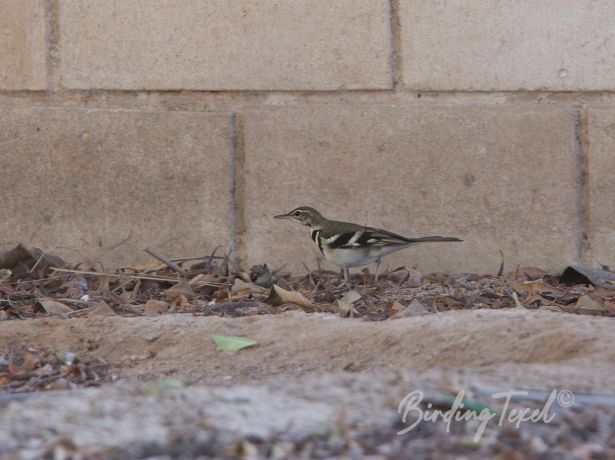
[497,250,505,277]
[143,248,186,276]
[50,268,227,285]
[205,246,222,272]
[29,251,46,273]
[302,263,315,287]
[170,255,227,262]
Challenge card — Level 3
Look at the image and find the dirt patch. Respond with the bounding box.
[3,248,615,458]
[1,309,615,457]
[1,309,613,391]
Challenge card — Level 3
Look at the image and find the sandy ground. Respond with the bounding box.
[1,310,615,458]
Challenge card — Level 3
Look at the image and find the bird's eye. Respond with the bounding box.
[293,211,301,216]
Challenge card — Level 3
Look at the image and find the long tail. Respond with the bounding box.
[404,236,462,243]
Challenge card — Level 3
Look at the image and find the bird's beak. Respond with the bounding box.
[274,212,292,219]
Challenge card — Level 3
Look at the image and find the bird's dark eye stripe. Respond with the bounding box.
[328,232,354,248]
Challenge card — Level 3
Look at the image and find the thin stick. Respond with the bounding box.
[29,251,46,273]
[302,263,315,287]
[205,246,222,272]
[143,248,186,276]
[50,268,224,285]
[170,255,227,262]
[497,250,505,277]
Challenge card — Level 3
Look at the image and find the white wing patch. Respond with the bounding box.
[348,231,363,246]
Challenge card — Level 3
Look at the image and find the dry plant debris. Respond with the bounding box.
[1,244,614,325]
[0,347,111,394]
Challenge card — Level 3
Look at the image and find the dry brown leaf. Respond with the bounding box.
[36,299,73,315]
[576,295,606,315]
[386,300,405,317]
[8,359,27,379]
[23,351,40,370]
[164,280,195,301]
[144,299,170,315]
[513,281,564,297]
[593,286,615,300]
[390,299,429,319]
[523,292,550,306]
[266,284,312,309]
[119,261,166,272]
[173,294,190,308]
[87,301,117,316]
[231,278,266,295]
[190,274,226,295]
[506,267,547,281]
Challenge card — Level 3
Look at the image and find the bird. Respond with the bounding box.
[274,206,462,284]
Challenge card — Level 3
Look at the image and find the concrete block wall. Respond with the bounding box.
[1,0,613,274]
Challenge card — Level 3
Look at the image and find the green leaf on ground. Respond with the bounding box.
[213,335,258,352]
[336,290,361,313]
[144,377,185,395]
[512,292,528,311]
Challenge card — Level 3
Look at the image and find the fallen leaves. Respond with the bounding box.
[2,243,615,325]
[0,348,110,393]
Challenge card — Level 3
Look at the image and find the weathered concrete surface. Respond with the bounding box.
[400,0,615,91]
[1,310,615,456]
[0,108,232,267]
[58,0,392,90]
[0,0,47,90]
[243,102,578,274]
[587,107,615,268]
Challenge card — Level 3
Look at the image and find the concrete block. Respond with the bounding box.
[401,0,615,90]
[587,107,615,267]
[243,102,578,274]
[59,0,392,90]
[0,108,232,267]
[0,0,47,89]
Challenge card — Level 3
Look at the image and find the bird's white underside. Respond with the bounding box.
[322,242,417,268]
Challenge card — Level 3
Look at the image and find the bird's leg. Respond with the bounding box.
[374,258,382,284]
[336,267,350,289]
